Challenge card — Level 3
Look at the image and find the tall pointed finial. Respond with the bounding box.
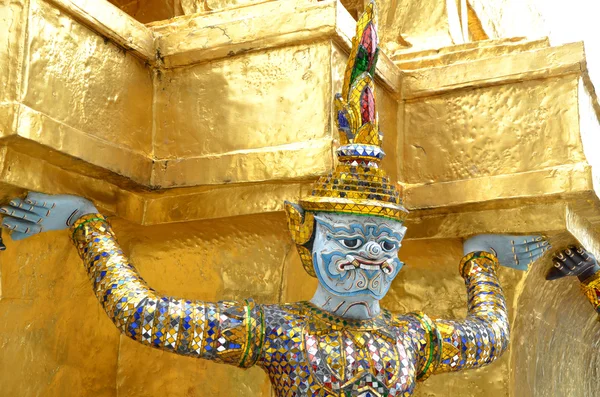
[334,1,383,166]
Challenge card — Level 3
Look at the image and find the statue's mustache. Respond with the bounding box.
[334,254,395,275]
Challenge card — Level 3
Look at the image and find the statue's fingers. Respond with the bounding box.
[24,192,54,209]
[566,246,588,266]
[514,240,551,256]
[516,245,551,264]
[551,257,574,276]
[9,199,51,217]
[10,231,32,241]
[5,198,38,212]
[574,246,593,262]
[513,235,546,248]
[546,264,568,280]
[560,251,578,272]
[521,240,550,253]
[1,217,42,235]
[0,206,43,224]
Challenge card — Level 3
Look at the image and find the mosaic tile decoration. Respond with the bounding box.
[71,215,510,397]
[581,272,600,316]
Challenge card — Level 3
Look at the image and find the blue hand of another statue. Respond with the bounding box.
[464,234,550,270]
[0,192,98,240]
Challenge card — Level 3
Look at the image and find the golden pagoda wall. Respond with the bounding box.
[1,0,600,396]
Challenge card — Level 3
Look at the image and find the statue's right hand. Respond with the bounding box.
[0,192,98,240]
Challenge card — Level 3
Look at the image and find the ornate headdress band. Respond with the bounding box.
[286,1,408,277]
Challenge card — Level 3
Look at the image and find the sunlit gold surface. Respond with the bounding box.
[2,0,600,396]
[510,232,600,397]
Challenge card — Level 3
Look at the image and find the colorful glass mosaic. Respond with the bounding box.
[580,272,600,316]
[71,215,509,396]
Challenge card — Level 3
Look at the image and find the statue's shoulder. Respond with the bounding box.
[388,311,434,334]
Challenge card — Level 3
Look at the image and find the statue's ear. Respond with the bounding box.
[284,201,317,278]
[284,202,314,246]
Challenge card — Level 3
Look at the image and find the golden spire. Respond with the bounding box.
[298,0,407,221]
[335,1,382,161]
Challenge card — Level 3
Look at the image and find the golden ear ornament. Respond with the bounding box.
[284,202,317,277]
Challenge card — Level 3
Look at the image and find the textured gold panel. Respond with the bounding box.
[153,139,333,187]
[106,0,183,25]
[0,0,26,103]
[405,201,569,240]
[142,181,313,224]
[0,230,120,396]
[153,0,339,68]
[393,38,549,70]
[0,146,319,224]
[372,0,453,56]
[510,232,600,397]
[152,0,402,95]
[154,42,332,158]
[23,0,154,156]
[404,74,586,184]
[12,105,152,184]
[117,337,271,397]
[0,104,19,138]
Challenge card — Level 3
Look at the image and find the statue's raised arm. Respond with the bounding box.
[1,192,263,368]
[408,235,549,379]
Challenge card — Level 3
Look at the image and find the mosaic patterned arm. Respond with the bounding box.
[70,213,264,368]
[417,252,509,378]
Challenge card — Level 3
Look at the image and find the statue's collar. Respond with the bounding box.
[300,301,396,346]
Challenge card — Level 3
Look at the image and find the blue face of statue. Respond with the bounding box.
[312,212,406,300]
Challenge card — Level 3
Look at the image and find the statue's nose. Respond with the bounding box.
[362,241,382,259]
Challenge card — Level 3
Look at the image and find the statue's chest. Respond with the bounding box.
[304,329,417,396]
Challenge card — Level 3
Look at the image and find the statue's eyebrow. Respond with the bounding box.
[315,217,356,234]
[372,225,404,241]
[317,217,404,240]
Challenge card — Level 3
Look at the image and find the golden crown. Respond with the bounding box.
[286,1,407,277]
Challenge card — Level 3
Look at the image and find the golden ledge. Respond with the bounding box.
[45,0,155,61]
[151,139,334,188]
[403,163,594,211]
[402,41,585,99]
[152,0,401,95]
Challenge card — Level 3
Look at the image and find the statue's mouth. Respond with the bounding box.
[337,255,394,274]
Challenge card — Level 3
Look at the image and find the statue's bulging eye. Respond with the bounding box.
[341,238,361,249]
[381,241,397,251]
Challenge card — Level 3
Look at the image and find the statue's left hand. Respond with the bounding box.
[464,234,551,270]
[0,192,97,241]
